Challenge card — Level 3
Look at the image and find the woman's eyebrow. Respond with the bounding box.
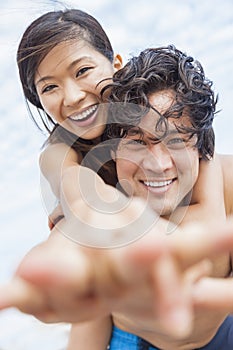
[35,75,53,86]
[35,56,93,86]
[68,56,92,70]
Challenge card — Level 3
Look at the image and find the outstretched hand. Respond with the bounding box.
[1,217,233,338]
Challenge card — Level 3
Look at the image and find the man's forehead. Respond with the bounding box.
[130,114,181,137]
[148,89,176,113]
[139,102,189,128]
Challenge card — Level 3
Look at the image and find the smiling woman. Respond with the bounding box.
[34,40,116,140]
[17,9,122,151]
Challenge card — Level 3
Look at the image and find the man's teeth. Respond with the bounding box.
[143,180,173,188]
[69,105,97,121]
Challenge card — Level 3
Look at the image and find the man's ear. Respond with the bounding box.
[113,54,123,72]
[110,149,116,162]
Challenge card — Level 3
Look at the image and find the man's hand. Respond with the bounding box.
[1,217,233,338]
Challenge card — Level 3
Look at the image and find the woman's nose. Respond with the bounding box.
[63,81,86,107]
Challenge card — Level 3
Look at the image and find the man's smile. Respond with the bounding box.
[140,178,176,194]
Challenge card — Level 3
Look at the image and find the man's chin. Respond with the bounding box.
[149,207,171,218]
[149,203,177,218]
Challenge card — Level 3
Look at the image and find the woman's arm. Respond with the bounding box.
[39,143,80,199]
[40,142,156,247]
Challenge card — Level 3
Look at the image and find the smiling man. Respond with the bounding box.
[108,45,216,221]
[114,90,200,218]
[107,45,233,349]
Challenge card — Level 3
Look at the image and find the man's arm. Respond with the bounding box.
[67,317,112,350]
[1,218,233,337]
[219,154,233,291]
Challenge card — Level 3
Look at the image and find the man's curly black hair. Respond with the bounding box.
[105,45,218,160]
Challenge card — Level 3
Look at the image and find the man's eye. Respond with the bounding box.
[168,137,184,144]
[41,84,57,94]
[76,67,92,77]
[118,138,146,154]
[127,139,146,146]
[166,137,186,148]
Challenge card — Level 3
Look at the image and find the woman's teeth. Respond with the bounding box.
[69,105,98,121]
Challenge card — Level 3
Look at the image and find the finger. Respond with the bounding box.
[151,251,193,338]
[184,259,213,285]
[114,217,233,272]
[0,278,47,313]
[169,218,233,268]
[192,277,233,312]
[16,235,95,297]
[109,235,167,284]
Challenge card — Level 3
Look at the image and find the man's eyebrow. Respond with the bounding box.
[145,127,179,137]
[35,56,93,86]
[126,124,183,140]
[150,129,180,140]
[165,129,180,135]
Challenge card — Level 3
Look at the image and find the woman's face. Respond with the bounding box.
[35,40,121,140]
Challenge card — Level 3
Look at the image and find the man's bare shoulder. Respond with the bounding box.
[219,154,233,215]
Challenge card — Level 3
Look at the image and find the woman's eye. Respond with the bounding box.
[76,67,92,77]
[41,84,57,94]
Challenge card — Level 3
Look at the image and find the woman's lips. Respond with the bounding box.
[68,104,99,127]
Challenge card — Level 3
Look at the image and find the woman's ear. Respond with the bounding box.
[110,149,116,162]
[113,54,123,72]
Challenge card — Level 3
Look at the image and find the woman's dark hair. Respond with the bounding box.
[107,45,217,160]
[17,9,116,185]
[17,9,113,132]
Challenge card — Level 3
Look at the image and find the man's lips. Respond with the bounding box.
[140,178,176,194]
[143,179,173,188]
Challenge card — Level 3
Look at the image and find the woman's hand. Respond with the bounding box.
[48,204,64,230]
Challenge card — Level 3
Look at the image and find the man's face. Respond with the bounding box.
[115,90,200,216]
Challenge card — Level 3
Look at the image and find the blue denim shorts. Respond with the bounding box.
[109,315,233,349]
[108,325,160,350]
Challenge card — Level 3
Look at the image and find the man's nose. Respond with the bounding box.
[63,81,85,107]
[141,143,173,173]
